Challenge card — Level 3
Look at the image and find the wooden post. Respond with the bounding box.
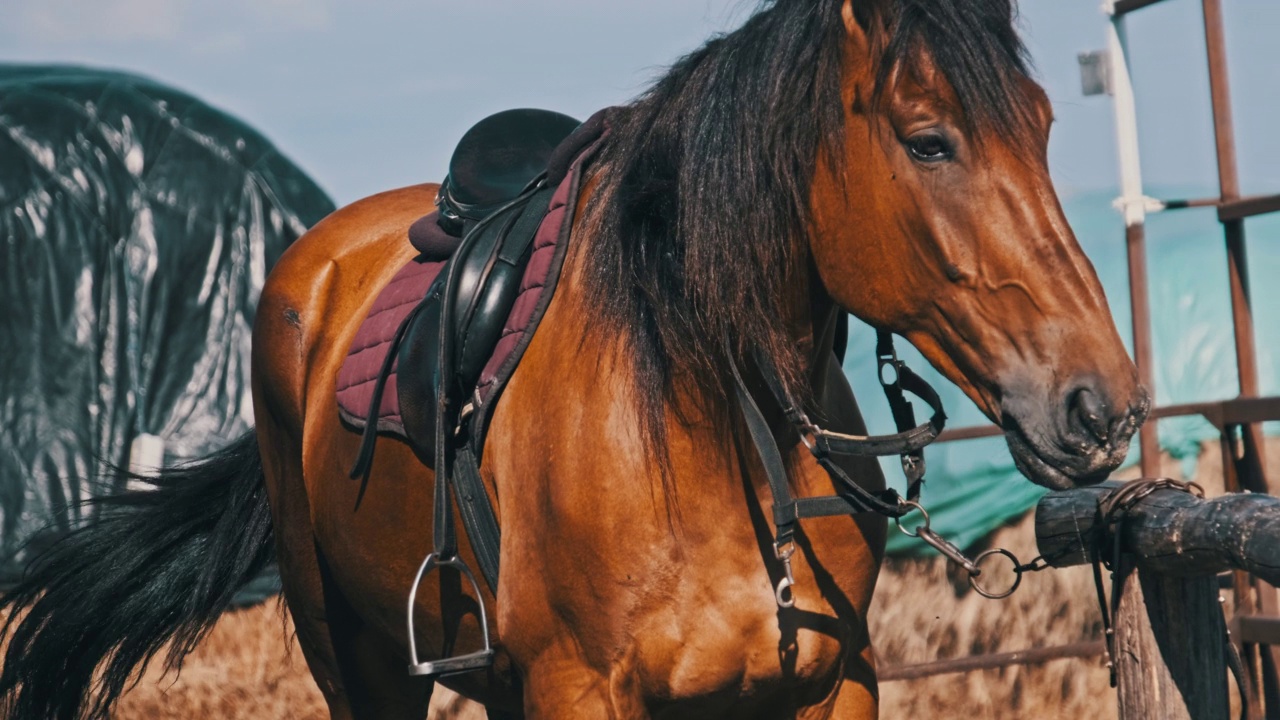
[1035,483,1280,585]
[1112,559,1229,719]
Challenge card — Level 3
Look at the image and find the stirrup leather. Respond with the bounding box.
[406,552,495,677]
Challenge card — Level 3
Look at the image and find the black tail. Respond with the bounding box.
[0,432,274,720]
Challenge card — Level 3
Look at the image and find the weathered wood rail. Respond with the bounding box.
[1035,480,1280,720]
[1037,481,1280,585]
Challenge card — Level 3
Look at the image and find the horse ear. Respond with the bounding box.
[841,0,871,56]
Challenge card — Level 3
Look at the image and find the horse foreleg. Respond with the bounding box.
[319,559,437,720]
[253,406,360,720]
[257,414,435,719]
[817,646,879,720]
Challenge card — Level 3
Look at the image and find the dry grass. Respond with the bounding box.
[113,605,327,720]
[114,607,490,718]
[18,439,1269,718]
[873,508,1115,720]
[4,603,482,719]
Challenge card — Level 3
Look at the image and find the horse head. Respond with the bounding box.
[810,0,1149,489]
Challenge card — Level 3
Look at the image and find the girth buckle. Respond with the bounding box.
[406,552,495,677]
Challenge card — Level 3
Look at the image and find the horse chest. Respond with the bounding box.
[645,572,849,703]
[534,520,855,709]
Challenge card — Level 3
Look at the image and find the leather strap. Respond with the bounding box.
[432,187,541,558]
[455,446,501,591]
[753,332,945,464]
[498,184,555,265]
[433,182,550,582]
[444,185,551,590]
[348,300,427,488]
[729,359,804,546]
[731,331,948,560]
[729,357,912,553]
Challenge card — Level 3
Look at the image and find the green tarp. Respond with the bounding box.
[0,65,335,579]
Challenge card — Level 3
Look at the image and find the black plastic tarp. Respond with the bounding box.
[0,65,335,579]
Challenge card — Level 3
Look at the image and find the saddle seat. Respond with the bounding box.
[434,108,582,238]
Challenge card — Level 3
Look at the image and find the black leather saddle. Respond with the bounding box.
[396,109,583,470]
[434,108,582,237]
[352,108,582,472]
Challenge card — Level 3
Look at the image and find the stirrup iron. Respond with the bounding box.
[406,552,495,677]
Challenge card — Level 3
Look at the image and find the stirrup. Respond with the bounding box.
[406,552,495,677]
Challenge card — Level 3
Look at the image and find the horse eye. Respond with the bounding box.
[905,134,953,162]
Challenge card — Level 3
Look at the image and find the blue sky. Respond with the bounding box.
[3,0,1277,205]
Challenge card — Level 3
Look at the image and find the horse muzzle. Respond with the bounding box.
[1000,379,1151,490]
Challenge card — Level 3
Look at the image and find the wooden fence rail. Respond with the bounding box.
[1035,480,1280,720]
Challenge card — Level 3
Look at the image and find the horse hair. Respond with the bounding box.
[582,0,1033,455]
[0,433,274,720]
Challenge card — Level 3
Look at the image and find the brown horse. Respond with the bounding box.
[0,1,1148,718]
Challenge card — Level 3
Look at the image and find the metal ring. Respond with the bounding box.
[968,548,1022,600]
[894,500,929,538]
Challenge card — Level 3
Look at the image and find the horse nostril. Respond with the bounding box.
[1068,387,1111,446]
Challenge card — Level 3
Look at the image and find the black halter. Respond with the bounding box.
[730,329,947,605]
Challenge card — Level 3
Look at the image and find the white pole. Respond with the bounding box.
[1104,2,1158,225]
[1103,1,1162,477]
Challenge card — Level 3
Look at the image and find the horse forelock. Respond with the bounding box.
[869,0,1038,147]
[580,0,1034,463]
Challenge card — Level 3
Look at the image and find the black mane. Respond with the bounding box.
[581,0,1033,451]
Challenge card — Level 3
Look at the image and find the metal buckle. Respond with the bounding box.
[876,338,902,388]
[406,552,495,677]
[454,402,475,438]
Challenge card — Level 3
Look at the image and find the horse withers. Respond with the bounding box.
[0,1,1147,718]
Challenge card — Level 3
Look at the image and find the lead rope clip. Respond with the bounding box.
[774,540,797,608]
